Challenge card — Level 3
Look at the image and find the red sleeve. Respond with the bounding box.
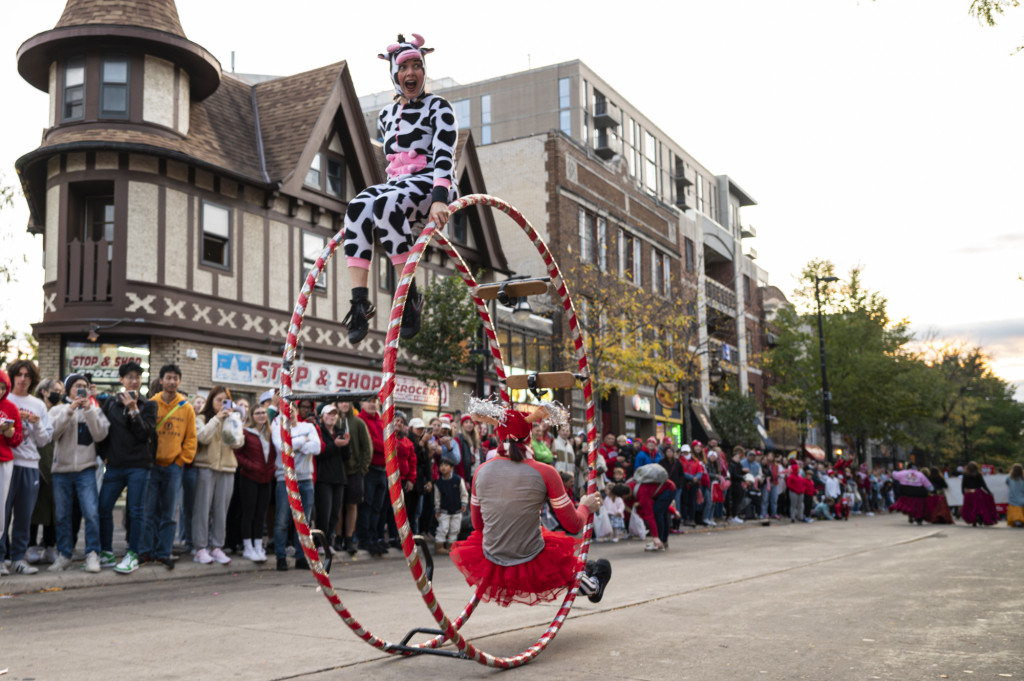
[1,402,23,451]
[527,459,590,533]
[636,483,658,535]
[398,438,416,483]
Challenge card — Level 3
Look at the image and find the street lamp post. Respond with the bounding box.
[815,275,839,462]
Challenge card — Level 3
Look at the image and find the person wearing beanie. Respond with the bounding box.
[448,406,611,607]
[48,373,110,572]
[433,446,466,555]
[341,32,459,344]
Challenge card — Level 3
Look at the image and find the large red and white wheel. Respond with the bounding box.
[279,194,599,667]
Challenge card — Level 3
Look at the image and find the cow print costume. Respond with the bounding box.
[343,34,458,270]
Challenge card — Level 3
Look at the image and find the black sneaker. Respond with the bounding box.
[294,557,310,571]
[276,557,289,571]
[344,537,357,557]
[399,289,423,340]
[342,293,375,344]
[156,556,174,570]
[584,559,612,603]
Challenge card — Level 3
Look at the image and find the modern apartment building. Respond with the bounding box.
[361,61,772,443]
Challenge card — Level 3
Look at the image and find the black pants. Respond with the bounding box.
[680,484,698,523]
[237,476,272,542]
[314,482,345,541]
[727,484,745,518]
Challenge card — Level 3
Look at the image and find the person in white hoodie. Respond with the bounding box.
[271,404,323,571]
[48,373,110,572]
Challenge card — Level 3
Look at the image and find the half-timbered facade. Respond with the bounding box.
[16,0,508,410]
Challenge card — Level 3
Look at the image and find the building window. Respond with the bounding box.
[305,153,322,188]
[581,80,589,145]
[578,208,597,264]
[481,94,492,145]
[663,252,672,296]
[453,99,471,129]
[451,210,468,244]
[633,238,642,286]
[201,201,231,269]
[378,254,395,293]
[619,230,634,282]
[303,232,326,291]
[326,157,344,197]
[644,131,658,194]
[63,56,85,121]
[696,175,705,213]
[652,250,669,297]
[558,77,571,135]
[744,275,752,305]
[597,217,607,272]
[626,119,637,178]
[684,237,695,272]
[100,55,129,118]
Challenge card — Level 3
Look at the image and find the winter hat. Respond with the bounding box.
[441,448,460,467]
[64,372,88,394]
[495,409,531,443]
[378,33,433,99]
[680,444,691,453]
[460,414,474,426]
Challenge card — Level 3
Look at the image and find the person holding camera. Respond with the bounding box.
[97,362,157,574]
[48,373,110,572]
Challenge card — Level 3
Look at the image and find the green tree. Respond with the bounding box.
[710,390,760,449]
[765,261,924,461]
[402,274,482,414]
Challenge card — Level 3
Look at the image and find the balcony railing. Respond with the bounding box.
[66,239,112,303]
[705,278,736,312]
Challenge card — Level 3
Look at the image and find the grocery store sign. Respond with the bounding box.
[211,348,448,407]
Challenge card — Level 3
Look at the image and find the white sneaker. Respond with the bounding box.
[48,554,72,572]
[730,517,744,524]
[25,546,44,564]
[0,562,8,576]
[83,551,101,573]
[644,541,657,552]
[194,548,214,564]
[865,512,875,517]
[706,520,717,527]
[13,559,39,575]
[242,546,261,562]
[209,547,231,565]
[255,546,267,562]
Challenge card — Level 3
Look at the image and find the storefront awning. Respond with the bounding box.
[690,402,721,444]
[804,445,826,461]
[755,417,776,451]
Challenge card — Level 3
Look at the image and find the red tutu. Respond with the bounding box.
[924,494,955,524]
[961,489,998,526]
[449,528,584,607]
[891,496,927,520]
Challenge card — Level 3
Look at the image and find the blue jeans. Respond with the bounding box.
[1,465,40,562]
[141,463,183,559]
[53,468,100,558]
[356,466,388,548]
[275,479,314,560]
[177,465,197,548]
[99,466,150,554]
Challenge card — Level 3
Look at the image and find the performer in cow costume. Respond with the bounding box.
[342,34,459,343]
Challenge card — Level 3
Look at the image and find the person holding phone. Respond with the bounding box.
[97,362,157,574]
[0,368,26,576]
[48,373,110,572]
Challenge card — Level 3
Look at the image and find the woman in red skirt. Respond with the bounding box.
[923,467,955,524]
[961,461,998,526]
[891,468,930,525]
[449,407,610,607]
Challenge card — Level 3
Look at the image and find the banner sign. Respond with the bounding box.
[211,348,448,407]
[64,342,149,383]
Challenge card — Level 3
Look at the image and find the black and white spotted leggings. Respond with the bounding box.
[343,174,434,270]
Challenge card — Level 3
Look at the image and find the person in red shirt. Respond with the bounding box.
[0,368,26,574]
[356,398,389,556]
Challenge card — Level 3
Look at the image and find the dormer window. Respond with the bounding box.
[304,150,346,199]
[63,57,85,121]
[100,55,129,118]
[305,153,322,188]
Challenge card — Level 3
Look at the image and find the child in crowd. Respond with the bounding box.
[434,449,467,555]
[603,484,626,542]
[1005,463,1024,528]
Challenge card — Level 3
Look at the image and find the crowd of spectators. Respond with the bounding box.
[3,362,1022,579]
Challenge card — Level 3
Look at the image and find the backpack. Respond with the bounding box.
[633,463,668,485]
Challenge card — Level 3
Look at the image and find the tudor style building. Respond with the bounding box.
[16,0,508,410]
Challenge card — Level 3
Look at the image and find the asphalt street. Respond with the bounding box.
[1,514,1021,681]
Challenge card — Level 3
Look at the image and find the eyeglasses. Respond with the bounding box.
[253,410,267,416]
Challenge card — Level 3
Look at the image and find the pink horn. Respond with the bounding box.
[386,43,401,53]
[411,33,425,47]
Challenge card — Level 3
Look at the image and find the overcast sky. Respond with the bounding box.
[2,0,1022,392]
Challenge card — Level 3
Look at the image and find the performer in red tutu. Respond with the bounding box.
[923,467,955,524]
[891,468,930,525]
[449,407,611,607]
[960,461,997,527]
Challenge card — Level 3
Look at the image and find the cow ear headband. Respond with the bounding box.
[378,33,434,99]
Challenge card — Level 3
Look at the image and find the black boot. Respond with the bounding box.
[399,281,423,340]
[584,558,612,603]
[343,287,375,343]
